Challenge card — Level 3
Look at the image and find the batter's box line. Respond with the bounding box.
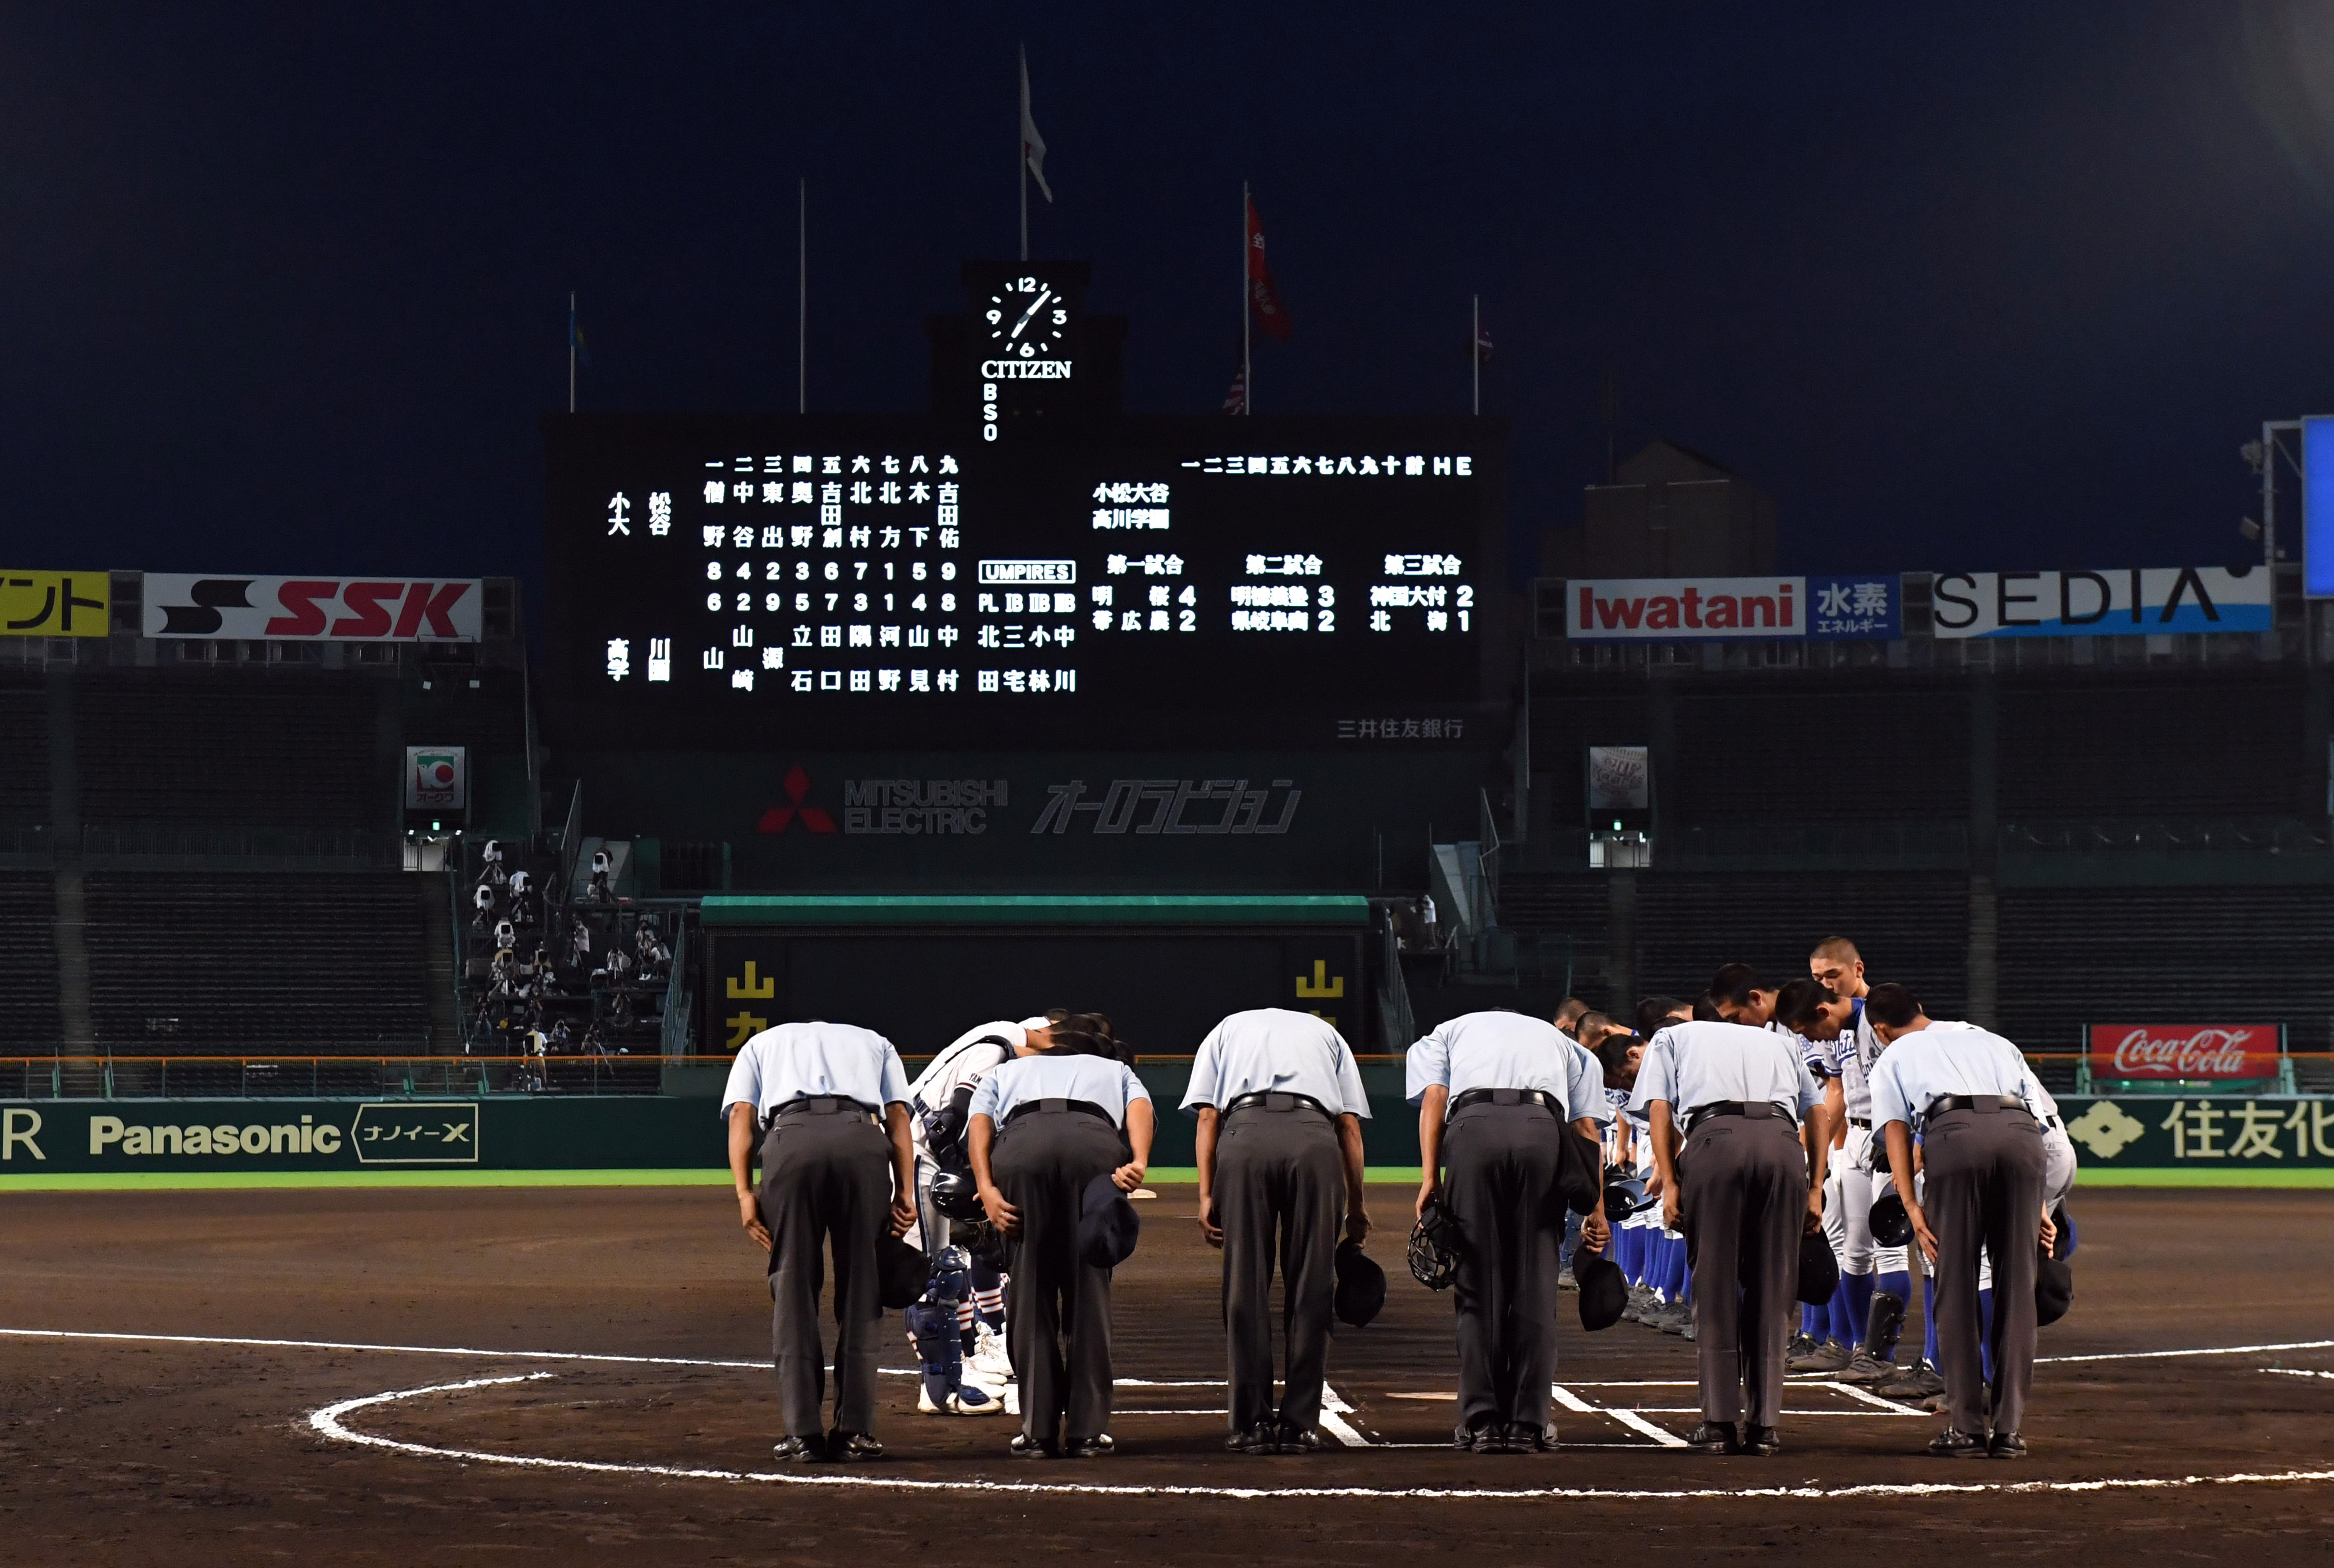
[306,1371,2334,1503]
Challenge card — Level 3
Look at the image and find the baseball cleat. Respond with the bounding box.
[950,1385,1002,1416]
[1789,1339,1852,1374]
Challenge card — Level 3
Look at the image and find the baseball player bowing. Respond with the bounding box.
[1866,985,2054,1459]
[724,1020,917,1462]
[967,1023,1155,1459]
[1184,1007,1373,1455]
[1631,1000,1828,1457]
[904,1015,1050,1257]
[1409,1010,1613,1453]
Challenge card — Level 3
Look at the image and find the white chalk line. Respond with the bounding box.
[15,1323,2331,1375]
[0,1326,1210,1389]
[306,1371,2334,1502]
[2037,1339,2334,1365]
[2264,1368,2334,1382]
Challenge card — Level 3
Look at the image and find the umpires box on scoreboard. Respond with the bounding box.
[701,894,1370,1061]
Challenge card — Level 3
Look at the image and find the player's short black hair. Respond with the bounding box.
[1708,963,1769,1006]
[1593,1031,1639,1083]
[1773,978,1833,1030]
[1634,996,1689,1039]
[1693,995,1722,1022]
[1866,982,1924,1029]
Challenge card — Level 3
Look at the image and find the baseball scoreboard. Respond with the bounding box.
[545,412,1505,747]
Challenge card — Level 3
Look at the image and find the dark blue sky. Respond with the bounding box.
[8,2,2334,599]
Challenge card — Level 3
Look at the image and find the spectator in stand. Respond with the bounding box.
[595,943,634,988]
[589,849,613,902]
[471,880,497,931]
[493,918,517,956]
[508,868,536,927]
[549,1018,576,1054]
[1418,893,1439,946]
[481,839,508,888]
[568,915,593,970]
[635,920,671,979]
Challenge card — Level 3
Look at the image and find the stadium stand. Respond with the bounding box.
[1997,884,2334,1078]
[0,679,48,825]
[0,872,63,1050]
[74,671,385,830]
[79,872,439,1054]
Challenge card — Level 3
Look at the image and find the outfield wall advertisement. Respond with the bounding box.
[6,1090,2334,1175]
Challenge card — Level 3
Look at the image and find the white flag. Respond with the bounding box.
[1020,45,1052,202]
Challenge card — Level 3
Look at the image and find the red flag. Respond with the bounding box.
[1222,360,1248,414]
[1473,323,1494,365]
[1246,195,1293,341]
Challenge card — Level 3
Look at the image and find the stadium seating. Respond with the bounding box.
[1997,884,2334,1070]
[0,872,63,1051]
[79,871,438,1054]
[0,680,47,826]
[74,673,381,829]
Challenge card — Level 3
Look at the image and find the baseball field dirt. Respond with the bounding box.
[2,1184,2331,1564]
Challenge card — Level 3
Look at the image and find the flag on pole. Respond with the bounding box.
[570,315,590,366]
[1020,46,1052,202]
[1472,321,1493,366]
[1222,360,1248,415]
[1245,194,1292,340]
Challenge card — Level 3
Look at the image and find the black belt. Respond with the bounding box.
[1848,1116,1872,1130]
[1224,1090,1333,1119]
[1003,1097,1115,1127]
[1685,1100,1787,1131]
[770,1095,875,1119]
[1926,1094,2031,1118]
[1450,1087,1561,1116]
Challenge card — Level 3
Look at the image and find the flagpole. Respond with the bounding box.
[797,179,808,414]
[1019,46,1029,263]
[567,290,576,414]
[1472,294,1480,417]
[1241,181,1251,415]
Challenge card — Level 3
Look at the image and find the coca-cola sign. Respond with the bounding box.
[2088,1024,2281,1080]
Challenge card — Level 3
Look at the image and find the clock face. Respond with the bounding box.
[985,274,1072,359]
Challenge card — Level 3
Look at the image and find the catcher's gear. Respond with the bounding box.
[929,1169,985,1223]
[1407,1194,1465,1292]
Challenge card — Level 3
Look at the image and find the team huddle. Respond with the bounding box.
[719,936,2075,1463]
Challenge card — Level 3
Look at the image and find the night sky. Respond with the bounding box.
[9,2,2334,606]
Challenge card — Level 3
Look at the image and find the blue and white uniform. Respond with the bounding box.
[903,1019,1031,1254]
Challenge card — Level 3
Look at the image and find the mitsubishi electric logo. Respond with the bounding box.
[758,768,1006,835]
[756,766,837,834]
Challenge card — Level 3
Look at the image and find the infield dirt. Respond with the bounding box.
[2,1184,2332,1565]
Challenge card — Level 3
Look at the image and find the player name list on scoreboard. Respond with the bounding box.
[581,443,1483,708]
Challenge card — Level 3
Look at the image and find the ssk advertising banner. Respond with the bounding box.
[143,575,481,641]
[2088,1024,2283,1081]
[1930,567,2271,639]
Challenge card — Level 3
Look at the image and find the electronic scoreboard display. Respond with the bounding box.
[545,412,1504,747]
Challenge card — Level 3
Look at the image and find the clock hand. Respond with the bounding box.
[1009,287,1052,341]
